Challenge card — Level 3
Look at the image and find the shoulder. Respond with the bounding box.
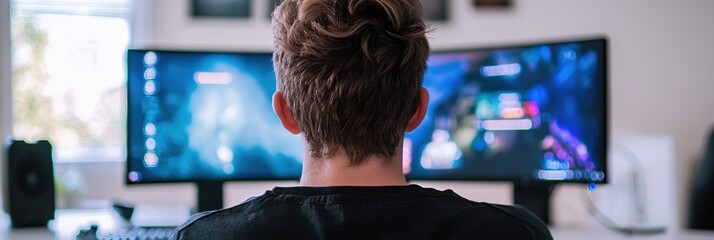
[413,188,552,239]
[446,200,553,240]
[170,196,267,240]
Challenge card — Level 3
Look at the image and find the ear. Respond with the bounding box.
[406,88,429,132]
[272,91,301,134]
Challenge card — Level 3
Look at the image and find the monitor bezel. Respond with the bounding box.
[404,37,609,184]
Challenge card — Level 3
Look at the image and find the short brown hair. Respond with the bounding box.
[272,0,430,165]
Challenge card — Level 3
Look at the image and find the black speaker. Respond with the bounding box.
[2,140,55,228]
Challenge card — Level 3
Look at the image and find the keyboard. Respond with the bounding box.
[77,225,177,240]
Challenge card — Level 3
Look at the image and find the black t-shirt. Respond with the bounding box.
[172,184,553,239]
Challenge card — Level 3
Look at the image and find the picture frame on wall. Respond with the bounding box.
[473,0,511,8]
[420,0,449,21]
[192,0,252,18]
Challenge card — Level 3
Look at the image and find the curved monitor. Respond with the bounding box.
[126,38,607,186]
[404,38,608,183]
[126,50,303,184]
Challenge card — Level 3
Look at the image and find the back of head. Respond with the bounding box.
[272,0,430,165]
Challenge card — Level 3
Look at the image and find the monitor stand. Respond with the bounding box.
[197,181,224,212]
[513,182,555,225]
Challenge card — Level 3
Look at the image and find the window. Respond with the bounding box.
[10,0,131,162]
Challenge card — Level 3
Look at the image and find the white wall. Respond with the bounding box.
[0,0,12,209]
[141,0,273,50]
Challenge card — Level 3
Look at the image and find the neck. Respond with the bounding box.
[299,150,407,187]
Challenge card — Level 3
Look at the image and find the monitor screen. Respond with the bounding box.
[404,38,607,183]
[126,50,303,183]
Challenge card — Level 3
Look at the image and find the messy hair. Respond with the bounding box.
[272,0,430,165]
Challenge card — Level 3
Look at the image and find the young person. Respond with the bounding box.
[172,0,552,239]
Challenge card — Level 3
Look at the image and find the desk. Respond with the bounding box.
[2,209,714,240]
[552,226,714,240]
[0,209,129,240]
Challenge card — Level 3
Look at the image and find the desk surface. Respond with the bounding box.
[0,209,130,240]
[2,209,713,240]
[553,227,714,240]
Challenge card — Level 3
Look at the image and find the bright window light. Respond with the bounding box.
[10,0,131,162]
